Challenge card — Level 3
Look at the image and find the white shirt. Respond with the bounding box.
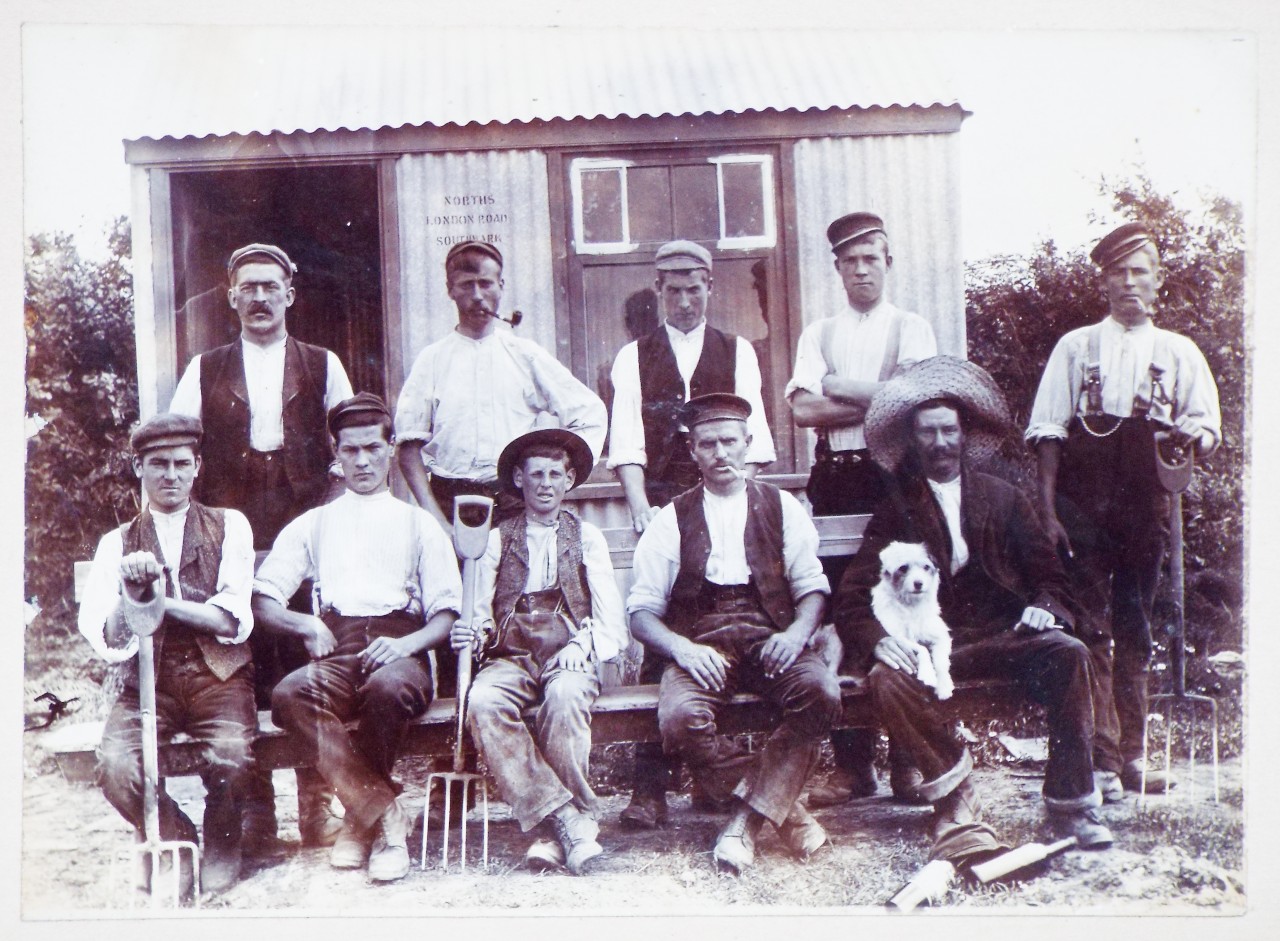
[77,506,255,663]
[394,327,608,482]
[169,337,354,451]
[1025,316,1222,446]
[786,299,937,451]
[471,517,629,662]
[626,486,829,619]
[927,477,969,575]
[606,321,777,469]
[253,489,462,620]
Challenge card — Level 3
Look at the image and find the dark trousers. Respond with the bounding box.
[658,627,841,826]
[98,665,256,858]
[270,613,434,832]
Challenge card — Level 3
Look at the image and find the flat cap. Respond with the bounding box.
[654,240,712,272]
[497,428,595,494]
[678,392,752,431]
[1090,222,1157,269]
[227,243,297,279]
[445,240,503,269]
[327,392,393,437]
[131,413,203,455]
[827,212,887,254]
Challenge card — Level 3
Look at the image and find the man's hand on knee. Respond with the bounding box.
[674,640,731,692]
[300,615,338,659]
[758,626,807,679]
[550,642,591,674]
[873,636,920,673]
[360,636,416,671]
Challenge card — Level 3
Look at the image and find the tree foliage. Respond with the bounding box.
[25,219,139,630]
[966,172,1247,658]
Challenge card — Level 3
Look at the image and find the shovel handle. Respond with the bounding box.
[138,634,162,845]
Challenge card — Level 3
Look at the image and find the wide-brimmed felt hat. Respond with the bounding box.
[497,429,594,493]
[864,355,1010,472]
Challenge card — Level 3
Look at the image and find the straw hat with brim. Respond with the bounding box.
[864,355,1011,472]
[497,429,595,493]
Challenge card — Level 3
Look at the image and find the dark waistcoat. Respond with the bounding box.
[491,510,593,627]
[667,479,794,637]
[637,324,737,482]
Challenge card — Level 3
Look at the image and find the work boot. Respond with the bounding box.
[776,802,831,861]
[240,766,283,858]
[200,779,243,895]
[1094,770,1125,804]
[619,791,669,830]
[1048,807,1114,849]
[550,804,603,875]
[712,804,765,875]
[890,763,928,805]
[1120,759,1174,794]
[297,768,345,847]
[805,765,877,808]
[368,797,412,882]
[330,817,374,870]
[525,821,567,872]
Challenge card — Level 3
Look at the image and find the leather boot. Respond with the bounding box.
[201,776,243,895]
[713,803,765,874]
[889,741,927,805]
[296,767,344,847]
[240,766,281,857]
[776,802,831,861]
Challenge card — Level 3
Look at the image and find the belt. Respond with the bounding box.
[698,580,761,614]
[814,448,868,466]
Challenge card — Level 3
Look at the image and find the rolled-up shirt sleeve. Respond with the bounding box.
[1025,334,1079,443]
[393,345,438,445]
[625,504,681,619]
[252,512,316,608]
[606,343,646,469]
[780,491,830,602]
[324,351,356,411]
[209,509,256,644]
[580,522,628,662]
[78,529,135,663]
[415,511,463,621]
[737,338,777,465]
[784,321,828,400]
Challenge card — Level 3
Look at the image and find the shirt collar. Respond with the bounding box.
[664,320,706,344]
[844,297,890,320]
[1104,314,1155,336]
[149,504,191,524]
[337,488,395,505]
[240,335,288,356]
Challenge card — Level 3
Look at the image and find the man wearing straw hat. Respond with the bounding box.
[450,428,628,875]
[834,356,1113,855]
[254,393,462,883]
[78,413,257,896]
[628,393,840,874]
[1027,223,1221,796]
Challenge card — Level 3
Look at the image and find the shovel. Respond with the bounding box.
[118,570,201,908]
[421,494,493,871]
[1141,429,1220,805]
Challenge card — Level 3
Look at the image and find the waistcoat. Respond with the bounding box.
[491,510,593,628]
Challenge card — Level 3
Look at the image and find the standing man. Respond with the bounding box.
[785,212,937,806]
[170,242,354,855]
[627,394,840,873]
[836,356,1113,852]
[395,240,608,529]
[255,394,462,883]
[1027,223,1221,794]
[79,414,257,896]
[607,239,776,828]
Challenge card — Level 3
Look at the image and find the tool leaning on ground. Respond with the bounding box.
[117,567,202,908]
[421,494,493,871]
[1141,426,1220,804]
[970,836,1078,884]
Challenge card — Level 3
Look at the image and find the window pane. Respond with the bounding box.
[627,166,672,244]
[721,162,766,238]
[581,169,624,243]
[671,164,719,241]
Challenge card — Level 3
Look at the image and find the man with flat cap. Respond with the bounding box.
[78,413,257,897]
[396,240,608,529]
[786,212,938,807]
[169,242,355,851]
[1027,222,1221,796]
[254,393,462,883]
[627,393,840,874]
[607,239,777,828]
[450,428,627,875]
[835,356,1112,859]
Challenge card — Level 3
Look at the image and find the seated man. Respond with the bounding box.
[254,393,462,883]
[627,393,841,874]
[450,429,628,875]
[835,356,1113,859]
[78,413,256,896]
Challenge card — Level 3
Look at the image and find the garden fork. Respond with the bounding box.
[1142,431,1220,806]
[421,495,492,871]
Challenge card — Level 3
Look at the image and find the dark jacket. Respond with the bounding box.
[834,467,1086,669]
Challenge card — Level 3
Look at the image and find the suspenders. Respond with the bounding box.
[1080,323,1175,435]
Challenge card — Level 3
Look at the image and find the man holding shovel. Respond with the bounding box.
[450,429,627,875]
[254,393,462,883]
[79,413,257,897]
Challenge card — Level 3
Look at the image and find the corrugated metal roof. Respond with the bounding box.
[125,27,962,142]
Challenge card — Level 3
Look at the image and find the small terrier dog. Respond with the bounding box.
[872,541,954,700]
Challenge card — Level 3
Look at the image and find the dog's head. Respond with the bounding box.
[878,541,940,604]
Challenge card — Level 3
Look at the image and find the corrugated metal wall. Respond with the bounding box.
[395,150,558,389]
[792,134,964,356]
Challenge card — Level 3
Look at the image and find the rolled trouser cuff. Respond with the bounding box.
[916,749,973,805]
[1044,785,1103,814]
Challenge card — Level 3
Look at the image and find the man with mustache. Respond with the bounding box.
[1027,223,1221,796]
[169,243,354,856]
[395,240,608,528]
[835,356,1112,860]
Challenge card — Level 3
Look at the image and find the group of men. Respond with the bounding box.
[79,209,1220,896]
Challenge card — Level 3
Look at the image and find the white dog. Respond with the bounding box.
[871,541,954,700]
